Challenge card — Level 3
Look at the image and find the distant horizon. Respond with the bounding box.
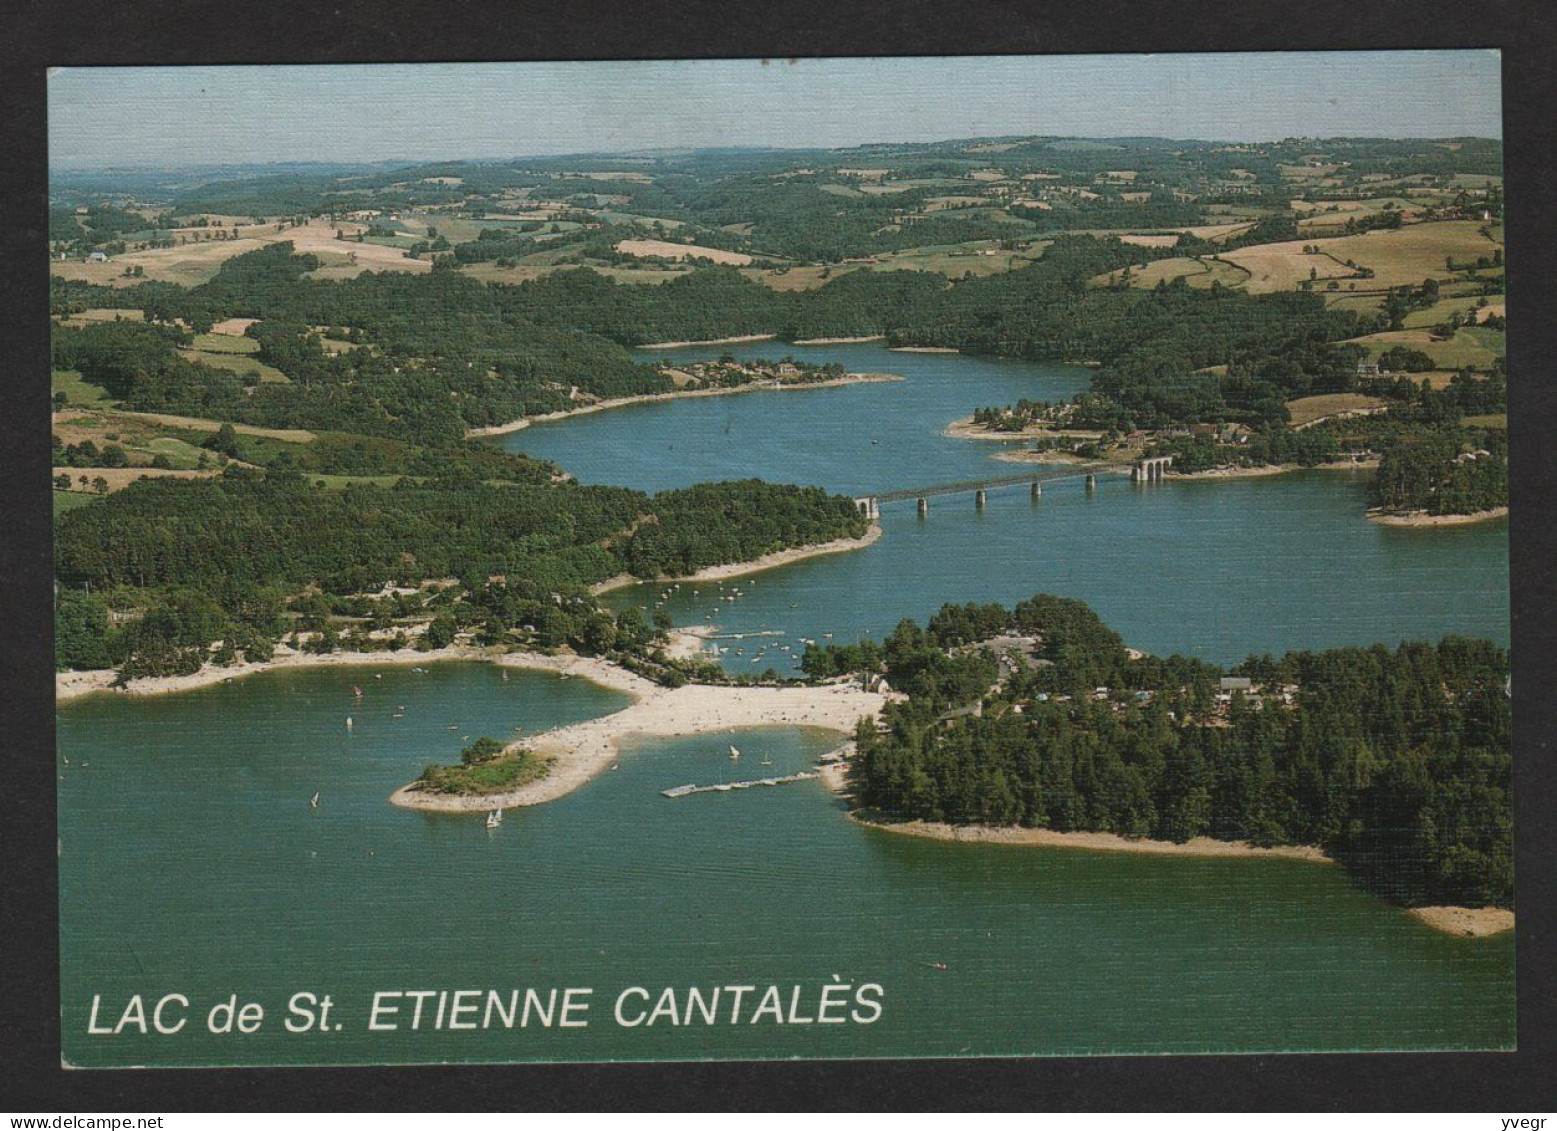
[48,53,1502,170]
[48,130,1507,177]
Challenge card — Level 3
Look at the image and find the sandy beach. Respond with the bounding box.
[889,345,960,354]
[944,416,1103,443]
[391,681,892,812]
[1407,905,1515,938]
[53,643,656,703]
[1369,506,1508,527]
[816,754,1328,862]
[991,449,1096,467]
[1169,459,1380,481]
[637,333,777,349]
[847,814,1335,862]
[790,334,886,345]
[590,524,883,594]
[467,373,903,437]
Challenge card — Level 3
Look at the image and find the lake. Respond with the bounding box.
[57,342,1514,1066]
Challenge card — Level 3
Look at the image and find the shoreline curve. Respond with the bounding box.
[468,372,903,438]
[589,523,883,595]
[391,681,893,813]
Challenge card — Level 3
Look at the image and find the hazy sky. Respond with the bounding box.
[49,52,1502,169]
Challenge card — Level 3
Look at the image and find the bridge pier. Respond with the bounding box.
[975,488,987,509]
[917,497,928,517]
[1134,456,1174,483]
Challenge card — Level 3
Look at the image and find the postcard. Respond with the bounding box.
[49,52,1513,1069]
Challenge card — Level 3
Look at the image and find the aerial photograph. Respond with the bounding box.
[48,53,1512,1068]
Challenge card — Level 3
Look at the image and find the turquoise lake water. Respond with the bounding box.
[58,342,1514,1067]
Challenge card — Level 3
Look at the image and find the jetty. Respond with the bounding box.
[661,771,818,798]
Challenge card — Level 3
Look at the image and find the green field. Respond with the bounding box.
[53,490,98,517]
[180,348,289,383]
[1349,325,1506,370]
[1096,256,1251,290]
[51,368,116,408]
[1401,295,1505,330]
[136,436,211,469]
[190,332,260,354]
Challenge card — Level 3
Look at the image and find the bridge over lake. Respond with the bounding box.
[854,456,1170,517]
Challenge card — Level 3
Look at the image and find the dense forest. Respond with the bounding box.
[810,596,1512,910]
[54,469,866,679]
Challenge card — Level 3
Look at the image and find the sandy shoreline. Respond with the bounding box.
[1369,506,1508,527]
[889,345,960,354]
[391,681,892,812]
[590,523,883,594]
[790,334,886,345]
[1168,459,1380,481]
[57,525,884,702]
[54,644,651,704]
[637,333,778,349]
[944,417,1103,443]
[1408,905,1515,938]
[848,814,1335,862]
[846,815,1510,937]
[467,373,903,437]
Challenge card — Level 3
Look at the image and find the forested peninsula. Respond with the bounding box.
[803,596,1512,918]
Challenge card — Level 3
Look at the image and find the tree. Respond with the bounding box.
[461,736,505,765]
[423,614,457,650]
[205,423,241,458]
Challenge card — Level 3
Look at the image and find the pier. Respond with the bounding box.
[661,771,819,798]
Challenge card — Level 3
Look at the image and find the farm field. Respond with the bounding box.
[57,307,146,327]
[1221,221,1499,293]
[88,409,316,443]
[52,466,223,494]
[189,331,259,354]
[1102,222,1502,296]
[743,264,864,291]
[460,262,691,285]
[614,238,753,266]
[50,368,116,408]
[50,219,431,287]
[872,241,1047,277]
[1285,392,1388,428]
[1347,325,1506,370]
[1401,295,1506,329]
[177,347,289,383]
[1095,256,1251,290]
[53,489,97,516]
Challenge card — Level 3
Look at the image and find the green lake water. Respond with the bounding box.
[58,343,1514,1066]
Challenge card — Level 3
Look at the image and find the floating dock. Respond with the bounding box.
[661,772,818,798]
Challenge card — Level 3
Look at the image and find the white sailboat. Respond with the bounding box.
[729,745,741,761]
[310,791,319,809]
[486,808,504,829]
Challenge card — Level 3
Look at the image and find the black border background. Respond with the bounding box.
[2,0,1553,1111]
